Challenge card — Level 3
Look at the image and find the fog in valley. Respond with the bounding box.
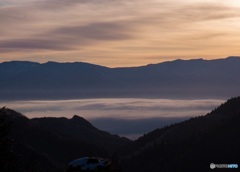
[1,98,224,139]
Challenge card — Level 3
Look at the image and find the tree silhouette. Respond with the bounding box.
[0,107,21,172]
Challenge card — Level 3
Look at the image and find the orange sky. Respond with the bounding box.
[0,0,240,67]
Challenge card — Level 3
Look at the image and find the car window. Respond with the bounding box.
[87,159,99,164]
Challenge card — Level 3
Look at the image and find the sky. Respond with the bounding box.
[1,98,224,139]
[1,0,240,67]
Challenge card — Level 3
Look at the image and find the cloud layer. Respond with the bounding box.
[1,98,224,139]
[0,0,240,66]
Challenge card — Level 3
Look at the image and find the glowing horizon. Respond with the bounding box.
[1,0,240,67]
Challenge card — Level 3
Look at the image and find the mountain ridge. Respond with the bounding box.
[1,56,240,100]
[2,56,239,68]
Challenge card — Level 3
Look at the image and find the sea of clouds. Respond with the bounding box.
[1,98,224,139]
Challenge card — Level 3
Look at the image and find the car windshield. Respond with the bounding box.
[87,159,99,164]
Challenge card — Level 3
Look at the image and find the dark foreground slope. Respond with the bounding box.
[1,97,240,172]
[0,108,130,172]
[120,97,240,172]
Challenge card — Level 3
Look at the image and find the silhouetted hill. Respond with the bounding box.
[120,97,240,172]
[1,97,240,171]
[1,56,240,100]
[0,108,130,172]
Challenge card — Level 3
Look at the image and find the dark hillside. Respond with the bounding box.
[1,97,240,171]
[120,97,240,172]
[0,108,130,171]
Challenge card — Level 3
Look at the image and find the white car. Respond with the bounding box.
[67,157,109,172]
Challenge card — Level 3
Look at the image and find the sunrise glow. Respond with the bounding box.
[1,0,240,66]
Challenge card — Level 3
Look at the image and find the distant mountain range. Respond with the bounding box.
[1,97,240,171]
[1,56,240,100]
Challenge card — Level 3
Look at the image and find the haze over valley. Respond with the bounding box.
[2,98,224,139]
